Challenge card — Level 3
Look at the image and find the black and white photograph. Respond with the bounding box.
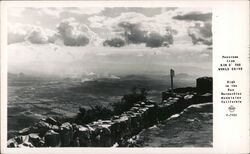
[6,6,213,148]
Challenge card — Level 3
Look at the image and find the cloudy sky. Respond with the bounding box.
[7,7,212,77]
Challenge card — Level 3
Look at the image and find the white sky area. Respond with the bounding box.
[7,7,212,77]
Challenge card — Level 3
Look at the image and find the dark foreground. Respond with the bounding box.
[8,73,196,138]
[7,91,213,147]
[7,75,212,148]
[135,102,212,147]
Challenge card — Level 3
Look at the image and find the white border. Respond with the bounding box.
[1,1,249,154]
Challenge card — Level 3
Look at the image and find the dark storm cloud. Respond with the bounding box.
[118,22,147,44]
[57,18,90,46]
[103,38,125,47]
[104,21,175,48]
[172,11,212,45]
[188,22,212,45]
[172,12,212,21]
[61,35,90,46]
[146,32,173,47]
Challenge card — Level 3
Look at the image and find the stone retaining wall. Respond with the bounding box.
[7,92,212,147]
[7,77,213,147]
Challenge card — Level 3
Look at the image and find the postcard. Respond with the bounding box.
[0,1,249,154]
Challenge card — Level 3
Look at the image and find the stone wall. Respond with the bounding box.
[8,100,159,147]
[7,77,213,148]
[7,93,212,147]
[196,77,213,94]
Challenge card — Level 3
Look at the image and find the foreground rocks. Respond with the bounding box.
[8,77,212,147]
[8,92,212,147]
[7,100,158,147]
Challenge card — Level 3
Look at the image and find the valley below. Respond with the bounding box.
[8,72,197,139]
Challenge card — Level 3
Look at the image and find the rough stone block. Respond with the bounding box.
[136,116,143,131]
[98,126,112,147]
[138,107,148,128]
[18,142,34,147]
[146,99,157,105]
[128,114,137,134]
[184,94,194,100]
[77,125,91,147]
[60,122,73,147]
[14,135,29,145]
[31,121,51,136]
[111,118,123,142]
[162,91,175,102]
[145,104,158,126]
[140,102,145,107]
[196,77,212,94]
[88,125,102,147]
[7,138,18,148]
[130,107,139,112]
[113,116,129,139]
[43,117,58,125]
[18,127,31,135]
[44,130,61,147]
[51,125,60,133]
[197,93,212,103]
[28,133,43,147]
[134,104,141,107]
[158,105,169,121]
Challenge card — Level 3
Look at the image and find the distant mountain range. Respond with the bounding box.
[8,72,198,82]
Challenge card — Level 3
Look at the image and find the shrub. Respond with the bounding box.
[75,105,113,125]
[75,86,150,124]
[111,87,149,115]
